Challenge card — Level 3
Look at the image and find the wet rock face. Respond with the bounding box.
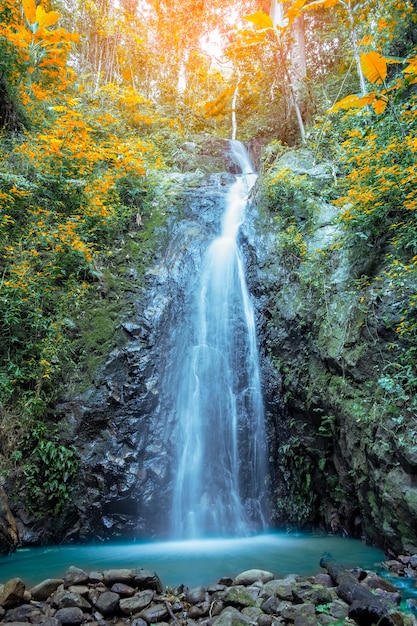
[0,486,19,554]
[11,146,245,544]
[247,146,417,553]
[73,177,232,540]
[0,564,411,626]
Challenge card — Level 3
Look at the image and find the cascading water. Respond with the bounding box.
[0,139,388,586]
[171,140,268,538]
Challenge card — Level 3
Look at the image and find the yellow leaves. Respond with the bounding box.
[360,51,387,84]
[243,11,274,30]
[328,50,404,114]
[303,0,339,11]
[23,1,61,28]
[31,83,49,100]
[243,3,310,33]
[328,92,388,114]
[358,35,374,46]
[403,55,417,85]
[204,86,235,118]
[36,5,60,29]
[328,93,370,112]
[372,97,388,114]
[1,0,79,121]
[377,17,389,32]
[285,0,308,25]
[22,0,36,24]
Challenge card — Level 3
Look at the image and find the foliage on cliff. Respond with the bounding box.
[255,0,417,548]
[0,0,416,530]
[0,0,174,512]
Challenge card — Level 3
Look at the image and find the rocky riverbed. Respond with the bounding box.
[1,555,417,626]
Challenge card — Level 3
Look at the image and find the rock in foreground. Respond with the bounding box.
[0,562,416,625]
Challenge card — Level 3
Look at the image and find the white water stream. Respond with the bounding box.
[171,141,267,538]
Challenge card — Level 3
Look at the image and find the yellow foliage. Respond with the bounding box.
[327,93,375,112]
[285,0,308,25]
[36,5,61,29]
[22,0,36,24]
[303,0,339,11]
[360,51,387,84]
[372,96,388,114]
[243,11,274,30]
[404,55,417,84]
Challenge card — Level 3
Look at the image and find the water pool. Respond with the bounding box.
[0,533,385,588]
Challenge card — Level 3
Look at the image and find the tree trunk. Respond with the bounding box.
[231,73,240,141]
[269,0,307,145]
[293,14,306,83]
[346,0,367,96]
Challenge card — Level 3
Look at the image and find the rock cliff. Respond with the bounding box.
[3,139,417,556]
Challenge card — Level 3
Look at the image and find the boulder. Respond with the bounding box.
[95,590,120,617]
[30,579,64,601]
[4,603,43,622]
[133,568,163,592]
[188,602,210,618]
[138,602,169,623]
[280,601,316,623]
[261,579,294,601]
[54,606,84,624]
[63,566,89,587]
[110,582,135,596]
[293,584,335,605]
[241,606,264,621]
[234,569,274,586]
[260,595,281,615]
[329,599,349,619]
[51,589,91,611]
[102,568,137,586]
[0,578,25,609]
[186,586,207,604]
[131,619,148,626]
[67,585,89,596]
[88,571,103,583]
[212,606,253,626]
[119,589,154,615]
[221,585,256,608]
[42,619,60,626]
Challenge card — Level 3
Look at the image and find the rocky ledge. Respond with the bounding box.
[1,558,417,626]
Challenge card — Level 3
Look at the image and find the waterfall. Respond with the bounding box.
[170,141,267,539]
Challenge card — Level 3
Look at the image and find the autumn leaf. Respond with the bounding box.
[36,5,61,29]
[372,96,388,114]
[286,0,308,25]
[360,51,387,84]
[328,90,388,114]
[404,55,417,85]
[243,11,274,30]
[22,0,36,24]
[327,93,375,113]
[303,0,339,11]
